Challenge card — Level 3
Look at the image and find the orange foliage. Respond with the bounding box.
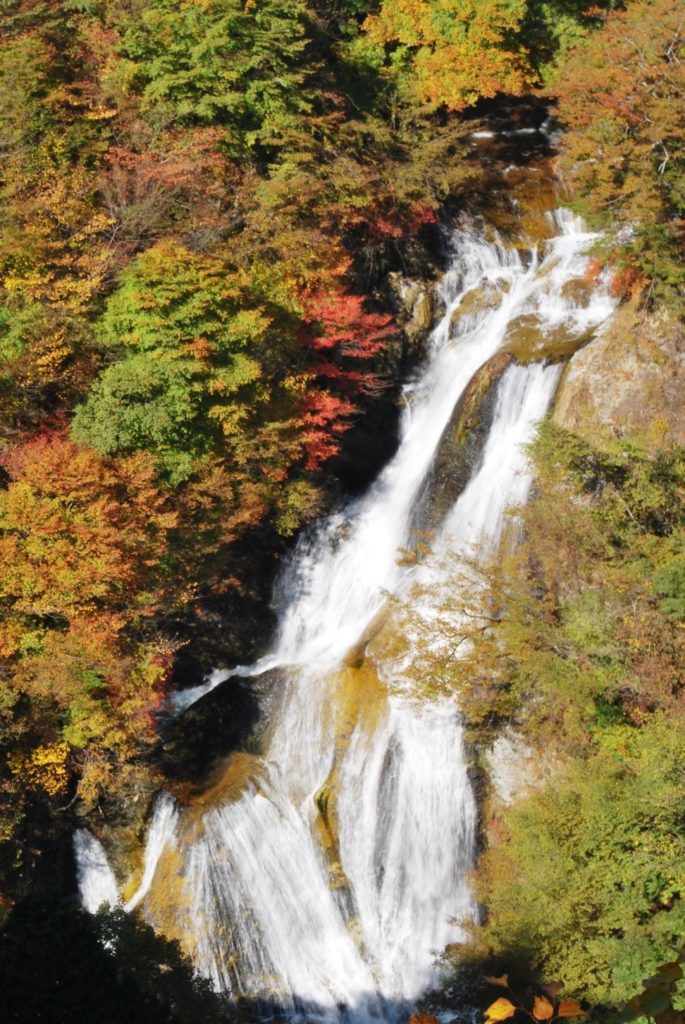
[0,431,176,656]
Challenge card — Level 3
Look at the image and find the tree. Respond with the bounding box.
[420,426,685,1006]
[553,0,685,309]
[0,430,177,870]
[110,0,314,157]
[362,0,530,111]
[0,4,115,423]
[71,241,303,483]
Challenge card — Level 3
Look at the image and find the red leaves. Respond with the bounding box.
[301,390,357,470]
[302,289,394,361]
[406,202,439,232]
[343,199,438,243]
[98,127,229,261]
[104,128,225,197]
[298,280,396,469]
[609,264,646,300]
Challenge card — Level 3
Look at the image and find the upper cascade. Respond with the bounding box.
[178,205,614,708]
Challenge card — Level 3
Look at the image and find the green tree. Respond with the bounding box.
[110,0,314,156]
[71,241,304,485]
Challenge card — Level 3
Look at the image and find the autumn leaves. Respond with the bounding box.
[484,977,586,1024]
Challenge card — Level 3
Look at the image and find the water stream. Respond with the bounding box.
[75,206,616,1021]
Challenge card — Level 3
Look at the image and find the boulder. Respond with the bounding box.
[554,298,685,446]
[413,351,514,535]
[157,668,286,789]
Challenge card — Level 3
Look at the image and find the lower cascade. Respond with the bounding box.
[75,205,616,1021]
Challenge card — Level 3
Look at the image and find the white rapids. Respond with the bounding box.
[74,209,616,1021]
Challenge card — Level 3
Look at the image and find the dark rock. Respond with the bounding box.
[327,388,402,496]
[157,669,286,791]
[412,351,514,536]
[165,532,282,693]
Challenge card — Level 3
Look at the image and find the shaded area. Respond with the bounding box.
[0,889,546,1024]
[0,895,226,1024]
[157,670,284,788]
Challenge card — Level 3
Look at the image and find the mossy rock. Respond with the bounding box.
[553,299,685,447]
[502,314,597,364]
[409,290,434,335]
[186,752,265,819]
[325,660,389,742]
[452,281,508,322]
[342,604,391,668]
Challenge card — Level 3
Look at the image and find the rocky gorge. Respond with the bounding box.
[69,116,655,1022]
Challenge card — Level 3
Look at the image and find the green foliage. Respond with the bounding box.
[654,554,685,620]
[426,425,685,1007]
[111,0,314,156]
[72,350,212,484]
[520,0,619,80]
[618,947,685,1024]
[71,241,302,483]
[480,719,685,1004]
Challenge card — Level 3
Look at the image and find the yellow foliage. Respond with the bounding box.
[9,741,70,797]
[363,0,529,109]
[485,998,517,1023]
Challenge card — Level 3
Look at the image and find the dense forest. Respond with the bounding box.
[0,0,683,1021]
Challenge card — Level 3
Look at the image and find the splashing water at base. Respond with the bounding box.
[75,208,616,1021]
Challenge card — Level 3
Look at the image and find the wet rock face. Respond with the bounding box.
[503,313,597,364]
[157,669,284,790]
[327,389,402,496]
[387,273,436,354]
[554,299,685,446]
[412,351,514,535]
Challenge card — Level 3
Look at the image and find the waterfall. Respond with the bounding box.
[75,208,616,1020]
[125,793,179,912]
[73,829,119,914]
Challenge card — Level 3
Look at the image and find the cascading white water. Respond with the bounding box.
[125,793,179,912]
[174,225,530,710]
[72,792,179,917]
[73,829,119,913]
[75,207,616,1021]
[334,360,562,1005]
